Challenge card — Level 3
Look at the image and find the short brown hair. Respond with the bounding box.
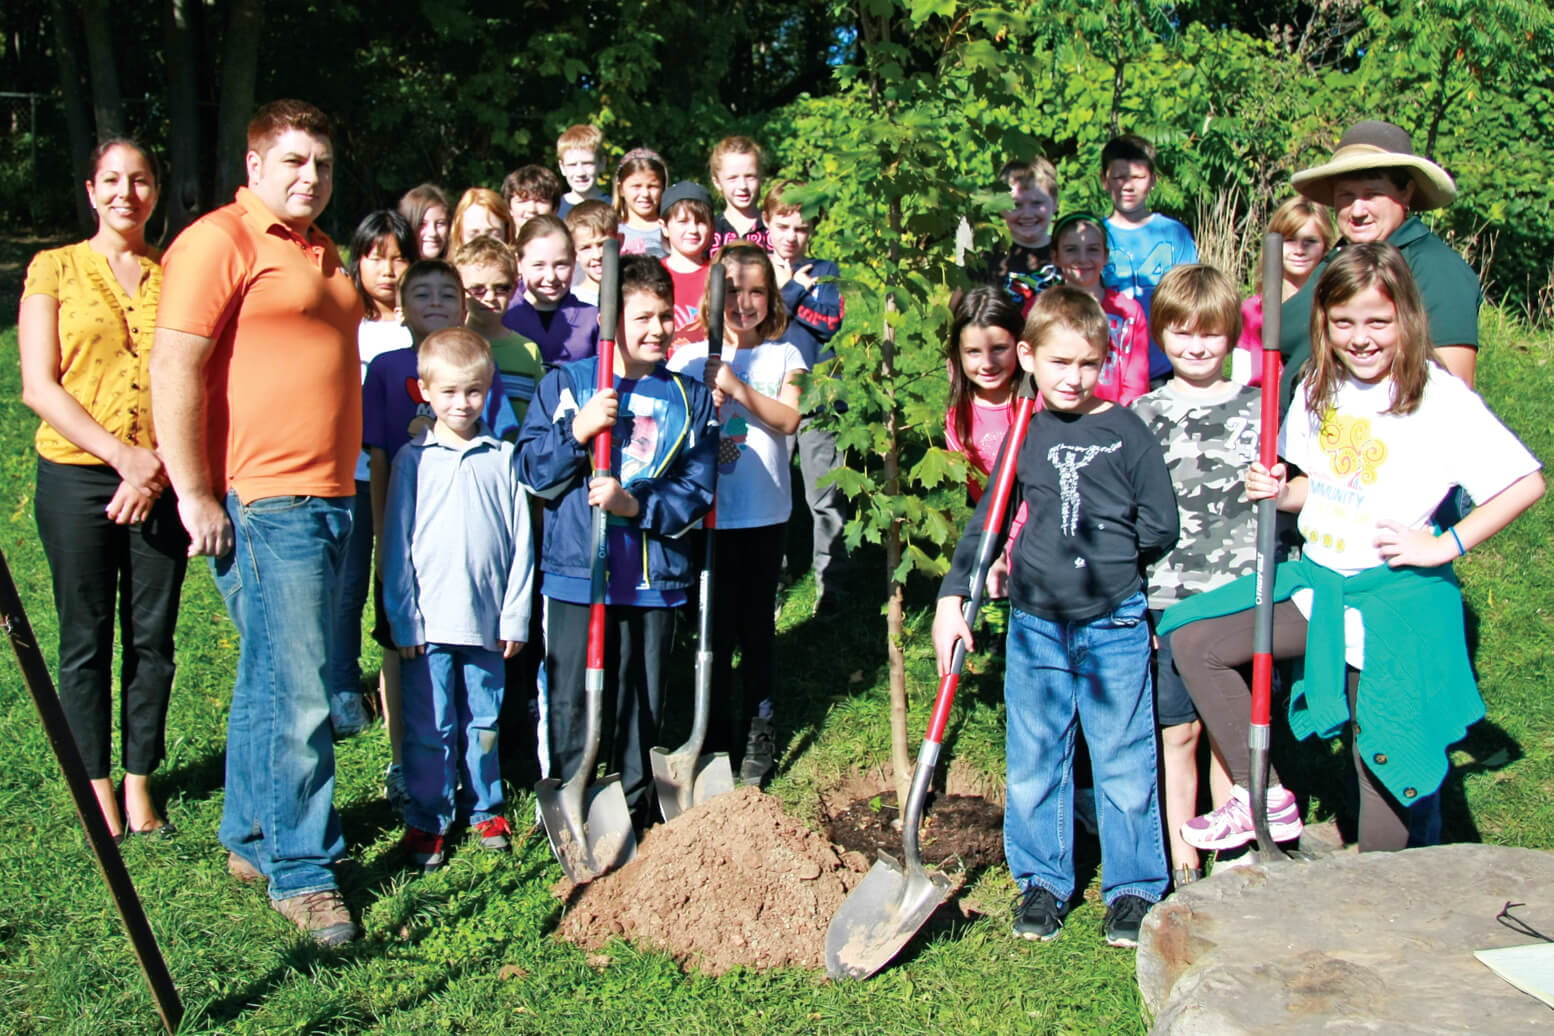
[1149,264,1243,343]
[1022,285,1109,358]
[451,236,517,280]
[246,99,332,155]
[565,199,618,243]
[761,179,809,223]
[401,258,462,301]
[555,124,603,163]
[501,164,563,209]
[418,326,495,386]
[999,158,1058,203]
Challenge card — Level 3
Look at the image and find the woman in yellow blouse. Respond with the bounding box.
[19,138,188,841]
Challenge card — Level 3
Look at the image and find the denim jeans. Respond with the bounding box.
[401,644,505,834]
[327,481,373,734]
[1004,592,1168,907]
[212,492,352,900]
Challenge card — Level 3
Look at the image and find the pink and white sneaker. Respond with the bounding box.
[1181,784,1303,851]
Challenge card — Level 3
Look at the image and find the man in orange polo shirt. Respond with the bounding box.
[152,100,363,946]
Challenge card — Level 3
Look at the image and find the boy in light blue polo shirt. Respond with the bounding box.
[382,326,535,871]
[1100,133,1198,382]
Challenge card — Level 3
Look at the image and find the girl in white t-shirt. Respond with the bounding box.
[1165,242,1543,855]
[668,244,806,786]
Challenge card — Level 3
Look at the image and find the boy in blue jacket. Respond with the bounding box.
[764,181,848,610]
[516,256,717,828]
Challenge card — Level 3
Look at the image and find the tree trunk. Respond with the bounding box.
[882,194,912,812]
[79,0,124,137]
[48,0,93,232]
[214,0,262,199]
[162,0,204,238]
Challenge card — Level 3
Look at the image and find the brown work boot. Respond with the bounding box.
[271,889,358,947]
[227,851,263,883]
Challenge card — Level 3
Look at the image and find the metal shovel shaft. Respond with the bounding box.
[1250,232,1287,861]
[0,547,182,1032]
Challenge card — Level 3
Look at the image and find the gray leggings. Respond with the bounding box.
[1170,601,1410,852]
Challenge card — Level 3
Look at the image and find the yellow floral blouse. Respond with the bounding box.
[21,240,161,465]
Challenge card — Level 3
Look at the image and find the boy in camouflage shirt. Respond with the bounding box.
[1131,264,1262,887]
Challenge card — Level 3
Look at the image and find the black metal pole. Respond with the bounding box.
[0,546,183,1033]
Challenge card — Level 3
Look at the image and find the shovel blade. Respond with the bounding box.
[825,853,953,980]
[651,748,735,822]
[536,775,637,883]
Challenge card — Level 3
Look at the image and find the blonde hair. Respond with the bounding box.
[701,243,787,341]
[555,124,602,163]
[418,326,495,386]
[1255,196,1337,284]
[999,157,1059,205]
[451,236,517,280]
[1149,264,1243,343]
[450,187,515,246]
[709,136,762,182]
[1022,285,1109,359]
[1305,242,1435,417]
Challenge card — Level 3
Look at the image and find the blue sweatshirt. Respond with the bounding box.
[382,424,535,651]
[779,257,845,367]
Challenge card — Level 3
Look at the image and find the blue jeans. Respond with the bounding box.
[1004,593,1168,907]
[327,481,373,734]
[401,644,505,834]
[212,492,353,900]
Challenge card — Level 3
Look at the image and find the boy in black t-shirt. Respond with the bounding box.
[934,285,1178,950]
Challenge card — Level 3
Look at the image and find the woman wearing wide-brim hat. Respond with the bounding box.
[1276,119,1481,409]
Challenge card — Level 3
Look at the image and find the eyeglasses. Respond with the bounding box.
[465,284,513,299]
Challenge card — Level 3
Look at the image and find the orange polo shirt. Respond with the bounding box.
[157,187,363,503]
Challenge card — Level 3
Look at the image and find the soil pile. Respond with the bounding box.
[558,786,870,974]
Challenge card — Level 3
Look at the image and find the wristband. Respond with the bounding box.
[1448,526,1466,556]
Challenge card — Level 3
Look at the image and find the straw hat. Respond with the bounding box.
[1291,120,1457,210]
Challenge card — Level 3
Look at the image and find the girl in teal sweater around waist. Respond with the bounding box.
[1161,243,1543,854]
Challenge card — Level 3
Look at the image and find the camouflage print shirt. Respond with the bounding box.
[1132,381,1263,610]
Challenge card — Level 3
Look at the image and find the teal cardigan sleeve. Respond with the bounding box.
[1159,557,1482,803]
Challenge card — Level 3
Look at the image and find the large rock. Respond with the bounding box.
[1138,843,1554,1033]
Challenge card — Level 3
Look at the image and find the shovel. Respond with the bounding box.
[651,266,735,821]
[537,238,637,882]
[1248,231,1289,863]
[826,374,1038,981]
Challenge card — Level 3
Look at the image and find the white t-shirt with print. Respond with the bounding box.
[1282,365,1540,578]
[669,339,807,529]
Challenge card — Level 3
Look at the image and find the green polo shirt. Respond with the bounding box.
[1278,215,1482,414]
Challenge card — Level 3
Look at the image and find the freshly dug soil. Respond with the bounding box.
[557,786,871,974]
[825,790,1004,876]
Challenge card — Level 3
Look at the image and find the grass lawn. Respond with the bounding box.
[1,231,1550,1033]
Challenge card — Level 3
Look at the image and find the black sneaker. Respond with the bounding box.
[1012,885,1066,941]
[1103,894,1152,948]
[739,717,776,787]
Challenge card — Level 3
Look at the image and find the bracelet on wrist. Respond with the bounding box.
[1448,526,1466,556]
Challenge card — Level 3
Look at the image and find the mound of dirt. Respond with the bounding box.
[557,786,870,974]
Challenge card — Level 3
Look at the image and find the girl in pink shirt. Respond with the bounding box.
[1053,212,1150,405]
[1233,197,1335,386]
[944,285,1026,503]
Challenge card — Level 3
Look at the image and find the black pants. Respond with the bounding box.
[707,523,784,760]
[542,598,675,820]
[35,459,188,779]
[1171,601,1411,852]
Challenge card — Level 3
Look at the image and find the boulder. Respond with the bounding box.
[1138,843,1554,1033]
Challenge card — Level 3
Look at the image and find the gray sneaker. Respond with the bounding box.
[227,851,263,884]
[384,764,409,813]
[271,890,358,947]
